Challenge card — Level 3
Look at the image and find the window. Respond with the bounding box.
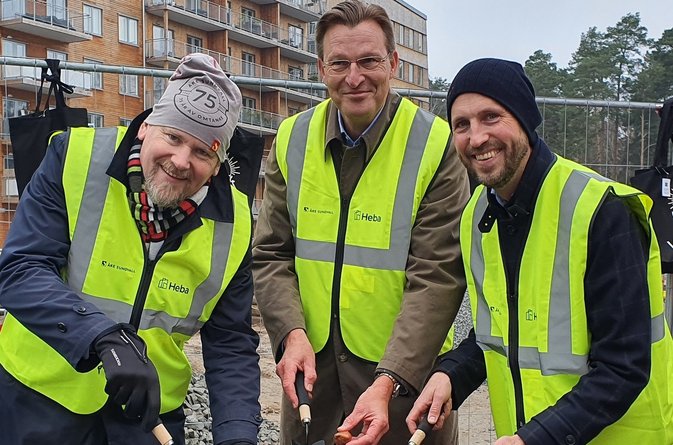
[408,63,414,84]
[88,113,104,128]
[120,118,132,127]
[308,62,318,80]
[83,5,102,35]
[241,96,258,126]
[242,96,256,109]
[186,35,202,54]
[405,28,413,48]
[415,32,425,53]
[48,0,66,20]
[120,74,138,96]
[242,52,256,77]
[2,40,28,79]
[288,65,304,81]
[84,58,103,90]
[47,50,86,90]
[5,179,18,197]
[241,8,257,33]
[4,154,14,170]
[288,25,303,49]
[288,106,302,116]
[152,77,167,105]
[397,60,405,81]
[119,15,138,45]
[153,25,175,57]
[225,1,232,24]
[2,98,28,137]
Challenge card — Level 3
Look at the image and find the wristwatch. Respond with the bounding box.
[376,371,401,398]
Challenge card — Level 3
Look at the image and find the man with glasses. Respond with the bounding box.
[253,1,469,444]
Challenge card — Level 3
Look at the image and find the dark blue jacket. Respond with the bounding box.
[0,111,262,444]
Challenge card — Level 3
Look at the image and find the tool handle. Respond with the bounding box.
[294,371,312,424]
[418,416,433,435]
[408,416,432,445]
[152,423,174,445]
[295,371,310,406]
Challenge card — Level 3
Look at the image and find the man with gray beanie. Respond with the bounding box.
[0,53,263,445]
[407,58,673,444]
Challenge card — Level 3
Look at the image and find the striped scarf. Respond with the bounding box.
[126,143,199,242]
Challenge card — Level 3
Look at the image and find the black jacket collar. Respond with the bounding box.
[478,138,556,232]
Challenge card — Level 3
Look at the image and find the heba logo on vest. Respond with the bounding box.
[158,277,190,294]
[353,209,381,223]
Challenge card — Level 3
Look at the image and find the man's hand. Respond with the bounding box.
[406,372,453,433]
[337,375,393,445]
[494,434,525,445]
[276,328,316,408]
[94,324,161,432]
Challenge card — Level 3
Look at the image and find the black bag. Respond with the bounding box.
[629,97,673,273]
[8,59,88,197]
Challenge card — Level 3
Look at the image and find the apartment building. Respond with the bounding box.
[0,0,429,243]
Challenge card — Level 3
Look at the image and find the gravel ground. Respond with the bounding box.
[184,294,476,445]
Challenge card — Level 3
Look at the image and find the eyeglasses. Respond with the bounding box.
[322,53,392,74]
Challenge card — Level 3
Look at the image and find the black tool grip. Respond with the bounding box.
[295,371,310,406]
[418,416,432,435]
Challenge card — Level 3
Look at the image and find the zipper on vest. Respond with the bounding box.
[506,290,526,429]
[330,196,351,325]
[129,256,157,329]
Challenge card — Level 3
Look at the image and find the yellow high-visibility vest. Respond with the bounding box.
[461,155,673,443]
[276,98,454,361]
[0,127,251,414]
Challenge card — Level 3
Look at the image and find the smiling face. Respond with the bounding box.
[137,123,220,208]
[318,19,398,138]
[451,93,531,200]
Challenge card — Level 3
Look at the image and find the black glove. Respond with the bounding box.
[94,324,161,432]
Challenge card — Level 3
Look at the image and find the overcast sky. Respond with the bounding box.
[408,0,670,82]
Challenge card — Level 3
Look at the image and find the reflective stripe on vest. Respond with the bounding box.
[277,98,453,361]
[0,127,251,414]
[461,156,673,442]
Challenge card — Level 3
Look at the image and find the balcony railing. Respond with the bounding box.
[145,0,231,29]
[1,0,88,34]
[239,107,284,130]
[143,91,284,131]
[236,13,279,41]
[1,64,92,90]
[278,0,323,15]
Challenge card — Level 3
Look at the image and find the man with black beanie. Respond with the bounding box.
[406,58,673,444]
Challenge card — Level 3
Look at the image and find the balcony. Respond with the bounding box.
[145,38,183,68]
[144,0,230,32]
[220,52,324,103]
[246,0,323,22]
[229,11,316,63]
[238,107,284,136]
[0,0,91,43]
[0,64,92,98]
[143,90,284,136]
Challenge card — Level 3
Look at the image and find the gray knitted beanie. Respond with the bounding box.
[145,53,241,163]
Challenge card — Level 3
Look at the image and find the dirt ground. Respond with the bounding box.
[184,311,495,443]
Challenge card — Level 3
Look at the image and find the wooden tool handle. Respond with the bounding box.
[152,423,174,445]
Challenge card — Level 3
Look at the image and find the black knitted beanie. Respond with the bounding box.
[446,58,541,145]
